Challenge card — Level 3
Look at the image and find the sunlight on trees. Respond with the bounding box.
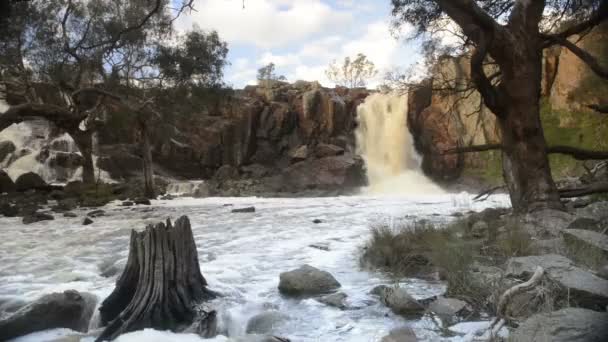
[257,62,287,83]
[325,53,378,88]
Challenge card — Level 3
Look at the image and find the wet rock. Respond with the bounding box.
[563,229,608,255]
[506,254,608,310]
[312,219,323,224]
[289,145,309,162]
[245,311,288,334]
[380,327,418,342]
[15,172,48,192]
[214,165,240,183]
[22,212,54,224]
[134,198,151,205]
[83,217,93,225]
[282,155,365,191]
[0,290,97,341]
[372,286,424,316]
[0,170,16,193]
[314,143,344,158]
[278,265,341,296]
[316,292,347,309]
[598,264,608,279]
[53,198,78,212]
[0,203,18,217]
[229,335,291,342]
[232,206,256,213]
[309,242,329,251]
[0,140,16,162]
[63,212,78,218]
[121,200,134,206]
[523,209,576,236]
[427,297,469,323]
[509,308,608,342]
[87,209,105,218]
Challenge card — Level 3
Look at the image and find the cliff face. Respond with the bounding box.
[98,81,370,194]
[407,23,608,185]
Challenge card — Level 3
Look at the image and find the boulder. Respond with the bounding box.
[470,220,489,239]
[576,201,608,221]
[232,206,256,213]
[15,172,48,192]
[214,164,240,183]
[0,290,97,341]
[0,203,18,217]
[316,292,347,309]
[22,212,54,224]
[63,212,78,218]
[83,217,93,225]
[134,198,151,205]
[509,308,608,342]
[0,170,16,193]
[87,209,105,218]
[506,254,608,310]
[523,209,576,236]
[0,140,16,162]
[314,143,344,158]
[289,145,309,162]
[381,327,418,342]
[278,265,341,296]
[283,155,365,191]
[53,198,78,212]
[427,297,469,322]
[567,217,604,233]
[563,229,608,256]
[245,311,288,334]
[371,285,424,315]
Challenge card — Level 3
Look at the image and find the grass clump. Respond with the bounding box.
[361,213,542,313]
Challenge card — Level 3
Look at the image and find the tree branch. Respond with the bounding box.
[443,144,608,160]
[559,182,608,198]
[587,104,608,114]
[470,30,504,117]
[0,103,83,132]
[544,0,608,40]
[543,35,608,79]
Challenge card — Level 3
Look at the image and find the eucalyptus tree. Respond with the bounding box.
[391,0,607,212]
[0,0,228,197]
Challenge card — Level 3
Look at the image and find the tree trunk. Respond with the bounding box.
[72,130,95,185]
[97,216,216,341]
[497,46,563,213]
[140,124,155,198]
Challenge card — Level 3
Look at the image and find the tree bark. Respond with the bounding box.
[139,122,155,198]
[97,216,216,341]
[497,45,564,213]
[71,130,95,184]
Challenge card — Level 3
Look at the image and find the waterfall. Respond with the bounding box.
[0,98,112,184]
[355,93,443,195]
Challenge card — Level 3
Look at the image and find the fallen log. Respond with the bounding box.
[96,216,217,341]
[559,181,608,198]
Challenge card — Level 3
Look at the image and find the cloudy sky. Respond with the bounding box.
[176,0,420,88]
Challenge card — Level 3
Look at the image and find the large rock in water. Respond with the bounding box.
[282,155,365,191]
[509,308,608,342]
[14,172,48,192]
[0,170,16,193]
[0,290,97,341]
[278,265,341,296]
[245,311,288,334]
[0,140,16,162]
[381,327,418,342]
[371,285,424,316]
[505,254,608,310]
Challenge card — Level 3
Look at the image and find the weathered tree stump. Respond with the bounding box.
[96,216,216,341]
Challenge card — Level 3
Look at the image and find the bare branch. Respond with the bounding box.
[544,0,608,40]
[559,182,608,198]
[543,35,608,79]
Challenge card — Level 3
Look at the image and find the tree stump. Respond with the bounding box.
[96,216,216,341]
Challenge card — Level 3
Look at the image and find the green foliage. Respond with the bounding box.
[325,53,378,88]
[257,62,287,82]
[541,100,608,179]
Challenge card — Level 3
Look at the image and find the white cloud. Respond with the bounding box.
[178,0,353,49]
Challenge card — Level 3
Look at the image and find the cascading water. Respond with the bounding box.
[355,93,444,195]
[0,98,111,184]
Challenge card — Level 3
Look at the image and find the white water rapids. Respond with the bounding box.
[0,194,510,342]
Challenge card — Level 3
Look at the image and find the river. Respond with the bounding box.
[0,193,509,342]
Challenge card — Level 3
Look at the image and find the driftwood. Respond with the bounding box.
[96,216,216,341]
[475,266,545,341]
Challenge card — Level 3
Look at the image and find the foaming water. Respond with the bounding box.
[355,94,443,195]
[1,194,510,341]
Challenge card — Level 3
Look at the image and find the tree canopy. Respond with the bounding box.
[257,62,287,82]
[325,53,378,88]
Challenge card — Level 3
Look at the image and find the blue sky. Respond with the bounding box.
[176,0,421,88]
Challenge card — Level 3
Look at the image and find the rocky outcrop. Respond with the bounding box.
[0,290,97,341]
[0,170,16,193]
[371,285,425,316]
[509,308,608,342]
[505,254,608,310]
[15,172,48,192]
[278,265,341,296]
